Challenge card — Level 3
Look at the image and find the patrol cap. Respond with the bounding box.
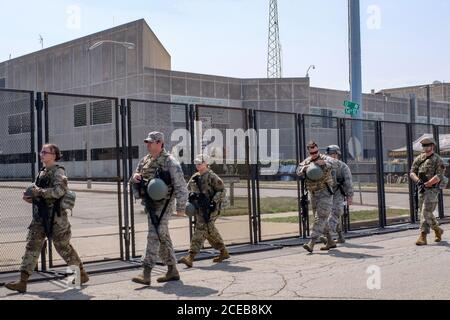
[194,154,210,165]
[326,145,341,155]
[307,140,319,149]
[420,137,436,146]
[144,132,165,144]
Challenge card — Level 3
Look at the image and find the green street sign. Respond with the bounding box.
[343,100,360,116]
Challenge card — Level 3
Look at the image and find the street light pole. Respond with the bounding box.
[426,85,431,125]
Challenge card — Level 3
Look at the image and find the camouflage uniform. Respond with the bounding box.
[132,149,188,269]
[411,152,445,234]
[187,169,227,254]
[329,160,353,235]
[297,154,337,247]
[21,165,83,275]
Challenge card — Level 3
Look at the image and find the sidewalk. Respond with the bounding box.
[2,225,450,300]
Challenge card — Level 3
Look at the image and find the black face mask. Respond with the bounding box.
[422,143,434,148]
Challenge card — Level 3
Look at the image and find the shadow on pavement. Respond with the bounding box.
[194,262,252,273]
[153,281,218,297]
[13,287,95,300]
[338,242,384,250]
[327,249,381,259]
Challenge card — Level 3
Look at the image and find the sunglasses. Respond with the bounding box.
[309,150,319,155]
[422,144,433,148]
[40,151,55,155]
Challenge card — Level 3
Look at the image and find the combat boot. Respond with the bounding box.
[303,240,315,253]
[80,267,89,284]
[157,265,180,283]
[433,227,444,242]
[319,235,327,244]
[132,266,152,286]
[415,232,428,246]
[5,271,29,293]
[321,233,337,251]
[213,248,230,263]
[179,252,196,268]
[337,231,346,244]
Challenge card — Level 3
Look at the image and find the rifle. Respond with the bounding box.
[34,169,60,239]
[193,175,215,224]
[300,178,309,236]
[137,168,173,242]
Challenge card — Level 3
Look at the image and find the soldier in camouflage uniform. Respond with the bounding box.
[5,144,88,293]
[297,141,338,253]
[410,137,445,246]
[179,154,229,268]
[320,145,354,244]
[130,132,188,286]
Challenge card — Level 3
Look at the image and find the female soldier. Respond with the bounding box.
[5,144,88,293]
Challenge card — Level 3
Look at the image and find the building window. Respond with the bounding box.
[0,78,5,88]
[74,100,113,128]
[74,104,87,127]
[8,113,31,135]
[91,100,113,125]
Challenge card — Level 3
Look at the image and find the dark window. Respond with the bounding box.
[0,153,33,164]
[0,78,5,88]
[74,104,87,127]
[8,113,31,135]
[61,150,87,162]
[91,100,112,125]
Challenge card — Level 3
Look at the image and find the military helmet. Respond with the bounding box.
[24,184,35,198]
[306,163,324,181]
[185,202,197,218]
[420,137,436,146]
[147,178,169,201]
[61,191,76,210]
[326,145,341,156]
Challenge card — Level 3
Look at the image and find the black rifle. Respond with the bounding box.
[34,168,60,239]
[300,178,309,235]
[193,175,215,224]
[138,169,173,242]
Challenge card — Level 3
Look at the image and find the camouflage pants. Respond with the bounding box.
[310,189,333,241]
[21,210,82,276]
[328,192,345,234]
[418,189,440,234]
[190,212,225,254]
[142,202,177,268]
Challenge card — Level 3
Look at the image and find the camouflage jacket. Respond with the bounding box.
[332,160,354,197]
[132,149,188,212]
[188,169,226,207]
[34,164,68,207]
[411,152,445,186]
[296,154,337,193]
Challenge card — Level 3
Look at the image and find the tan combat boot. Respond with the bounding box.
[5,271,30,293]
[303,240,315,253]
[157,265,180,283]
[433,227,444,242]
[132,266,152,286]
[179,252,196,268]
[337,231,346,244]
[213,249,230,263]
[321,233,337,251]
[80,267,89,284]
[415,232,427,246]
[319,235,327,245]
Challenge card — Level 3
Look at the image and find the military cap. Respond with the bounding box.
[307,140,318,149]
[420,137,436,146]
[144,132,165,143]
[194,154,210,165]
[326,145,342,155]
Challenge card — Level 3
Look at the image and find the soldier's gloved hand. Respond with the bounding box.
[209,201,217,213]
[188,192,198,202]
[32,187,43,197]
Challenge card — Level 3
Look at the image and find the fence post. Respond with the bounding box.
[433,125,445,219]
[120,99,130,260]
[375,121,386,228]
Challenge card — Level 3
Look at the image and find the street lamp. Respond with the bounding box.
[305,65,316,78]
[84,40,136,189]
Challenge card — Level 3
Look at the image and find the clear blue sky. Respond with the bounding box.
[0,0,448,92]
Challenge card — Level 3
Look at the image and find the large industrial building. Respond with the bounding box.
[1,19,448,178]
